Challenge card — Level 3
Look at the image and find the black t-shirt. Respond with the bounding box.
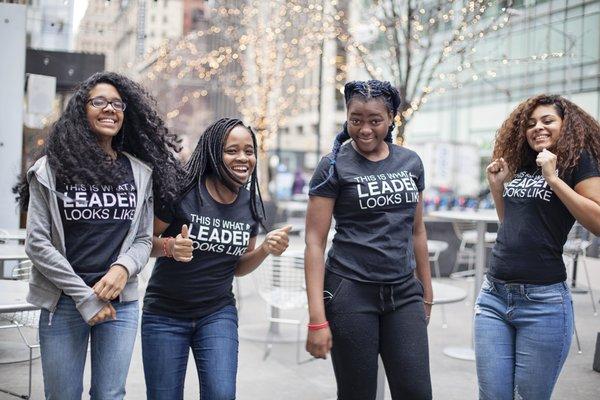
[309,142,425,283]
[57,155,137,286]
[144,180,259,319]
[490,151,600,284]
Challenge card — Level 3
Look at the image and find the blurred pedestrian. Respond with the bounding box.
[14,71,182,399]
[291,169,306,196]
[142,117,291,400]
[476,94,600,400]
[304,80,433,400]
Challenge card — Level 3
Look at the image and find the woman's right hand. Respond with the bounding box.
[88,303,116,326]
[486,158,510,189]
[171,224,194,262]
[306,327,332,359]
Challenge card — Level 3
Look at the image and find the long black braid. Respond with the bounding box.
[14,71,184,210]
[179,117,266,228]
[312,80,401,190]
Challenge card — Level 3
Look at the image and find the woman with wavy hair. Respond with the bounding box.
[14,71,182,399]
[475,94,600,400]
[305,80,433,400]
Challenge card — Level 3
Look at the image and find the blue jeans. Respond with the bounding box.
[474,276,573,400]
[38,295,139,400]
[141,305,239,400]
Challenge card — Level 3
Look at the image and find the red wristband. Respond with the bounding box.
[307,321,329,331]
[162,237,173,258]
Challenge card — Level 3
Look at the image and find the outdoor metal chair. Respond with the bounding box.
[428,240,452,327]
[254,253,307,363]
[450,221,497,279]
[563,222,596,316]
[563,223,596,354]
[0,260,40,400]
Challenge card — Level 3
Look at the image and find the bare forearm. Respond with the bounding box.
[150,235,167,257]
[413,227,433,302]
[305,243,327,323]
[234,244,268,276]
[489,184,505,222]
[547,177,600,235]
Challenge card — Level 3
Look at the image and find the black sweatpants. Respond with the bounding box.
[324,271,432,400]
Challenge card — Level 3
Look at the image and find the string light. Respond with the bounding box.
[140,0,345,160]
[341,0,573,140]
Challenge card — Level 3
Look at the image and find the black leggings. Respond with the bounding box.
[324,271,432,400]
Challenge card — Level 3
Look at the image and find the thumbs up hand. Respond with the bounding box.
[261,225,292,256]
[171,224,194,262]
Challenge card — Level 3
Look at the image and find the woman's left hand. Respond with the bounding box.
[536,149,558,183]
[424,303,432,326]
[261,225,292,256]
[93,265,129,301]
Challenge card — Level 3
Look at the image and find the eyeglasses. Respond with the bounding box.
[87,97,127,111]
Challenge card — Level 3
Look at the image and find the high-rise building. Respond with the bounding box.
[276,0,600,196]
[404,0,599,192]
[24,0,74,51]
[74,0,120,70]
[74,0,186,73]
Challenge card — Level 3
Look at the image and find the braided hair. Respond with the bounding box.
[312,80,401,190]
[179,117,265,227]
[14,71,183,210]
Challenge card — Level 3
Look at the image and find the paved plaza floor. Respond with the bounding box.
[1,234,599,399]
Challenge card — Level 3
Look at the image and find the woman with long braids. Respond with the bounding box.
[142,117,291,399]
[14,72,182,399]
[475,95,600,400]
[304,80,433,400]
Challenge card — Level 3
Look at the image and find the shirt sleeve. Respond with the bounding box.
[415,154,425,192]
[308,156,339,198]
[572,150,600,186]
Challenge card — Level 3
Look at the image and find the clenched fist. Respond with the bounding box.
[93,265,128,302]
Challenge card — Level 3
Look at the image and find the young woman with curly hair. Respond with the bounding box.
[475,94,600,400]
[142,117,291,400]
[15,72,182,399]
[305,80,433,400]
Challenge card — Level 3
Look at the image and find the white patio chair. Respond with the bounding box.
[0,260,40,399]
[254,254,307,363]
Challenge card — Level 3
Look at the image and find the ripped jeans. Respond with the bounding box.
[474,275,573,400]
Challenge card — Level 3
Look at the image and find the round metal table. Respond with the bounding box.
[428,210,499,361]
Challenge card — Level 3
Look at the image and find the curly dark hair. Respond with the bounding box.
[14,71,184,210]
[493,94,600,176]
[180,117,265,228]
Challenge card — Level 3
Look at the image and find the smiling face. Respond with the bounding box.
[346,98,393,157]
[86,83,124,141]
[525,104,563,152]
[221,125,256,187]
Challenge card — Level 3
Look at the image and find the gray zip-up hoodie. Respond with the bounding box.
[25,153,153,323]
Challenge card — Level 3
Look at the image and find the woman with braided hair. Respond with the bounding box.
[475,95,600,400]
[305,80,433,399]
[14,71,182,399]
[142,117,291,399]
